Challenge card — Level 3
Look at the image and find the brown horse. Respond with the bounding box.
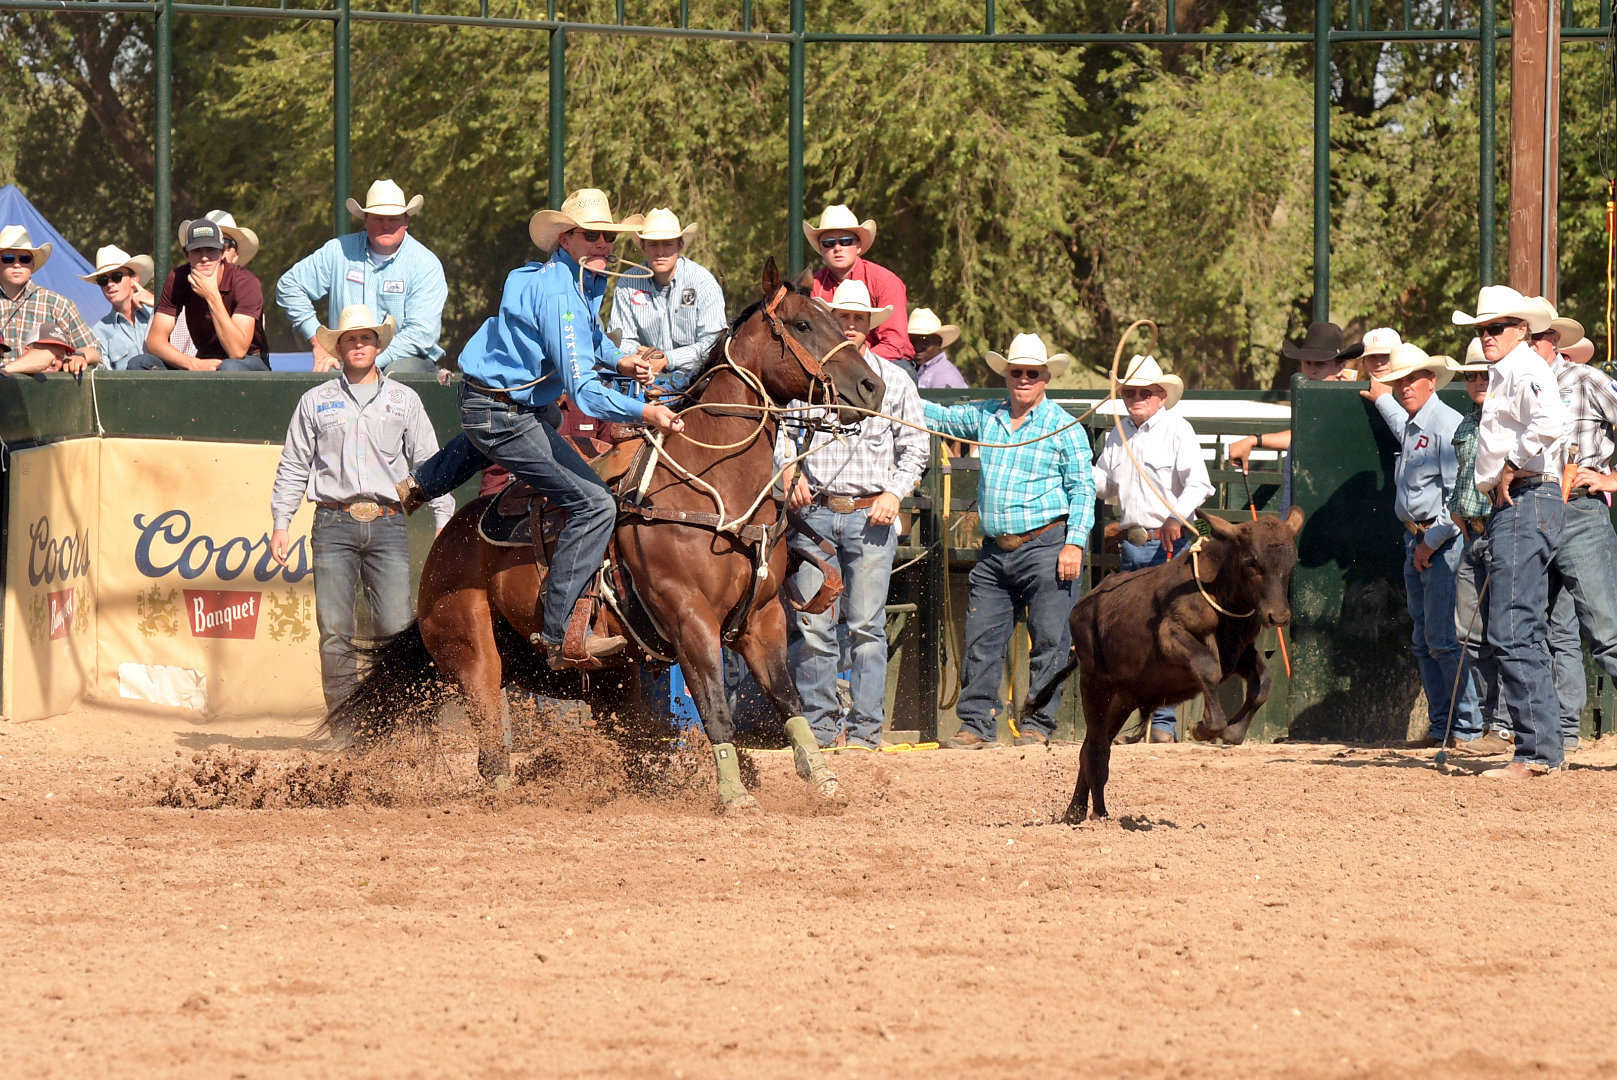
[328,258,885,811]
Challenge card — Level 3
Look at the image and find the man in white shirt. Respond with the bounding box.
[1454,286,1571,777]
[1092,354,1214,742]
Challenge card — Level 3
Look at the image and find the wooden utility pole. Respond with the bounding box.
[1508,0,1561,300]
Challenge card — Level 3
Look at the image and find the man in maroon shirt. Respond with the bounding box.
[135,219,269,371]
[805,203,916,379]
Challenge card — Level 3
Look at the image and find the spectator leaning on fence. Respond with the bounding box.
[1356,326,1401,381]
[0,225,99,375]
[1092,353,1213,744]
[277,179,447,375]
[605,207,725,396]
[1361,343,1481,748]
[83,245,157,371]
[138,219,270,371]
[269,305,454,716]
[1457,286,1571,778]
[166,211,259,360]
[908,307,968,389]
[777,279,929,749]
[806,204,915,378]
[924,333,1095,748]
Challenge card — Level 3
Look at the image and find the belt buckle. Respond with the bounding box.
[347,500,382,523]
[993,534,1020,551]
[1123,525,1151,545]
[826,495,856,514]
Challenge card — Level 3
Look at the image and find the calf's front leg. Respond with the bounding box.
[1216,642,1271,745]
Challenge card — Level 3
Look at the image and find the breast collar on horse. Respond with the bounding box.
[609,285,859,648]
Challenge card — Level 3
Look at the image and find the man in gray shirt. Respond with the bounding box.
[606,207,726,394]
[270,304,454,711]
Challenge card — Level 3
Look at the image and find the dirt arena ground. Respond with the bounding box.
[5,706,1617,1079]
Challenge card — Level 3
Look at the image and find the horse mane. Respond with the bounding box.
[691,280,819,380]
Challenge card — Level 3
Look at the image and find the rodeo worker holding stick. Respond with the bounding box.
[269,305,455,715]
[1091,353,1213,743]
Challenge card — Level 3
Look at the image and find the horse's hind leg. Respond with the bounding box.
[733,602,842,803]
[672,611,757,814]
[420,605,511,788]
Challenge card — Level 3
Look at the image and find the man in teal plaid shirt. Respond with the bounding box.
[924,333,1095,747]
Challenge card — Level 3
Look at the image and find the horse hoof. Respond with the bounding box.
[720,792,762,816]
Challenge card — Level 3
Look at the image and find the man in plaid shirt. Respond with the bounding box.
[778,280,928,748]
[924,333,1095,747]
[0,226,99,375]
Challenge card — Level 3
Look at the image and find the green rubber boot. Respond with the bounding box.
[712,743,758,813]
[785,716,844,803]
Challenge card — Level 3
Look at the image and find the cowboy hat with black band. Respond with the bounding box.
[1281,321,1364,365]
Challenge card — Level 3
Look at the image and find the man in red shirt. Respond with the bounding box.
[136,219,269,371]
[805,204,915,379]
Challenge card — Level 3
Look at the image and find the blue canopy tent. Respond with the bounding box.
[0,184,110,326]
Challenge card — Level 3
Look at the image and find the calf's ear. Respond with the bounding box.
[1284,505,1305,536]
[1200,510,1239,541]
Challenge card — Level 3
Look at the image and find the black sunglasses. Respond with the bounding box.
[96,269,132,287]
[1478,320,1520,337]
[1,253,35,265]
[819,235,860,250]
[571,228,612,243]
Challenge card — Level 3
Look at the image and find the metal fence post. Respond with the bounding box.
[549,27,566,208]
[1312,0,1331,322]
[1480,0,1498,284]
[153,0,174,286]
[788,0,805,273]
[334,0,352,236]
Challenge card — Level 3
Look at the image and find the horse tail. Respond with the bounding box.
[320,621,447,742]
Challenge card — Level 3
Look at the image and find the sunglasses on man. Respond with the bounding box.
[0,253,35,265]
[571,229,613,243]
[819,235,860,250]
[96,269,132,288]
[1478,320,1521,337]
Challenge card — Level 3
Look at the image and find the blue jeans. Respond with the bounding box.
[128,352,270,371]
[1486,484,1565,768]
[1404,531,1479,741]
[381,353,437,375]
[1550,494,1617,721]
[1120,534,1191,735]
[414,432,491,500]
[458,383,616,646]
[312,507,413,710]
[957,526,1080,740]
[1455,532,1508,737]
[1548,582,1584,744]
[786,505,898,748]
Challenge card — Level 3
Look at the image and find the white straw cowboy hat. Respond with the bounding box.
[1561,337,1596,365]
[529,188,637,252]
[1547,311,1585,345]
[176,211,260,266]
[1360,327,1401,357]
[78,245,154,286]
[1372,343,1453,389]
[314,304,397,356]
[824,279,892,328]
[1455,337,1488,372]
[1117,353,1185,409]
[630,207,697,243]
[347,178,424,219]
[908,307,960,348]
[0,225,52,270]
[803,204,877,253]
[1451,285,1553,334]
[985,332,1072,377]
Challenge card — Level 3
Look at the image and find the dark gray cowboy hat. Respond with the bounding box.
[1281,321,1364,364]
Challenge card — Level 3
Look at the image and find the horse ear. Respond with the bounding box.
[761,256,781,298]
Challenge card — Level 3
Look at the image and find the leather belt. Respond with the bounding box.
[1402,518,1435,538]
[317,499,401,523]
[992,517,1066,552]
[814,493,883,514]
[1507,474,1554,494]
[1566,485,1593,501]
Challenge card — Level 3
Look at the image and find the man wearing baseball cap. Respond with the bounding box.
[276,179,447,374]
[137,219,269,371]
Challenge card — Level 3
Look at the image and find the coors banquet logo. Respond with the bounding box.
[133,510,312,641]
[25,517,92,645]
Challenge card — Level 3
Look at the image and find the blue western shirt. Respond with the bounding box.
[457,249,645,424]
[1374,392,1463,550]
[92,304,154,370]
[606,256,726,393]
[923,395,1096,540]
[275,231,448,369]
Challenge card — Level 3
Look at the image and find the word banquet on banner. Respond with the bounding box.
[183,590,261,639]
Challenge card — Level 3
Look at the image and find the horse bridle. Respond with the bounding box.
[761,284,859,410]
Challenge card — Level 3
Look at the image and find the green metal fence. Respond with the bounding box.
[4,0,1616,307]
